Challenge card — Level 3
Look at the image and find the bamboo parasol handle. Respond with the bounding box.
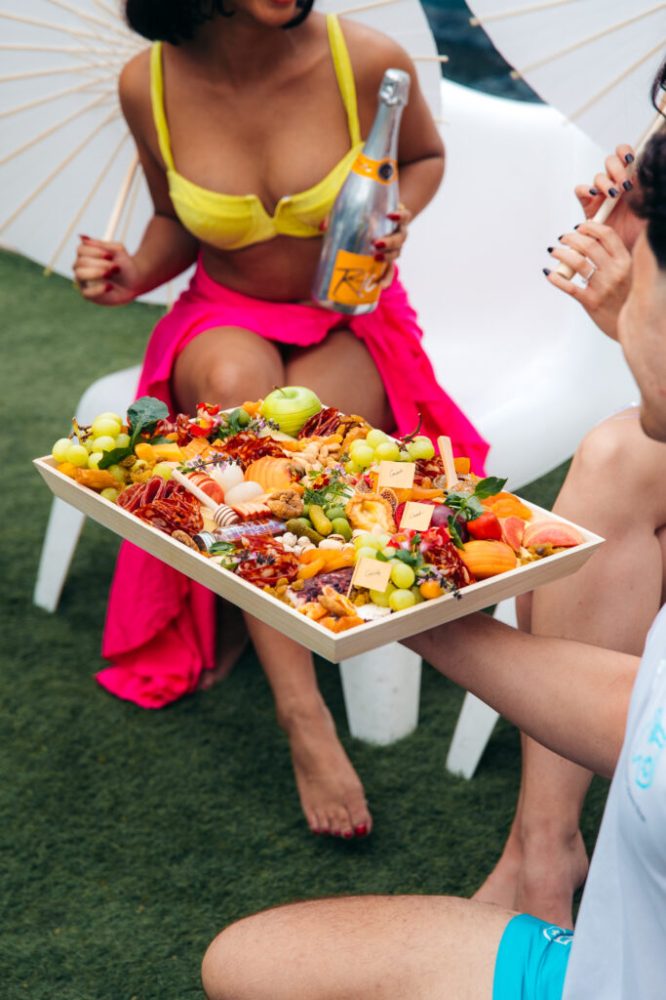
[555,103,666,279]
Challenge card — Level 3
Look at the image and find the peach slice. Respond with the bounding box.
[522,520,584,549]
[501,515,526,552]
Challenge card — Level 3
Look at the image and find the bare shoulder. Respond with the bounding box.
[336,16,416,86]
[118,48,152,126]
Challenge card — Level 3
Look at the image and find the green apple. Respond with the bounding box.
[259,386,322,437]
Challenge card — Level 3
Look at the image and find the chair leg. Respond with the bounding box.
[445,695,500,779]
[33,498,86,613]
[339,643,422,746]
[445,599,517,778]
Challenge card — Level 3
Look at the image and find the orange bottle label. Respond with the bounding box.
[351,153,398,185]
[327,249,385,307]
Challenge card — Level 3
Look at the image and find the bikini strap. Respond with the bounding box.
[150,42,175,171]
[326,14,362,147]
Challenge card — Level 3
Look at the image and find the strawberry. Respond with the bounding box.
[467,511,502,541]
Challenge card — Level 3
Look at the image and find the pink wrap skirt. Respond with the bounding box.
[98,260,489,708]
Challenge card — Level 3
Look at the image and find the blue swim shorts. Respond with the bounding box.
[493,914,573,1000]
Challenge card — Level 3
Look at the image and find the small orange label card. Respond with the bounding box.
[327,249,385,307]
[351,557,393,592]
[377,461,416,490]
[437,435,458,491]
[400,501,434,531]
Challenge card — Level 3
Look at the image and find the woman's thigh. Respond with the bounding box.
[172,326,286,414]
[286,328,392,431]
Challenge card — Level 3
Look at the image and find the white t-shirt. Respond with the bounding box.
[563,605,666,998]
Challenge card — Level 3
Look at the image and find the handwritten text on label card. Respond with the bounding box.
[351,557,393,592]
[400,501,434,531]
[377,461,415,490]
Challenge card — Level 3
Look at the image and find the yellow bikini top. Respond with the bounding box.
[150,14,363,252]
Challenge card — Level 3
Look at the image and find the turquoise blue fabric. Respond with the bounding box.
[493,914,573,1000]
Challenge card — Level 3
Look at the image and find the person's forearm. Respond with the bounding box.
[398,154,445,218]
[132,214,199,295]
[404,613,638,778]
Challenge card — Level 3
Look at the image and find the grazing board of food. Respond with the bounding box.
[35,389,603,662]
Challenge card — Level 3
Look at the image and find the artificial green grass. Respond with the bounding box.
[1,251,608,999]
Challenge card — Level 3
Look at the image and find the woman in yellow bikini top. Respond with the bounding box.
[74,0,461,845]
[151,13,364,251]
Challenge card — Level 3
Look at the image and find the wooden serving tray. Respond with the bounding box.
[34,456,604,662]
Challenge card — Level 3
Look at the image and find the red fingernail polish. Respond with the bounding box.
[374,253,385,262]
[374,240,386,249]
[79,234,90,241]
[105,265,120,277]
[354,824,368,837]
[387,213,400,220]
[104,252,114,260]
[104,282,113,292]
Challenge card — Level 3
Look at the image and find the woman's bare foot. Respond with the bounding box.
[281,702,372,838]
[515,829,589,929]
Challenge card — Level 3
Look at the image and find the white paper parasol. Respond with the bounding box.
[466,0,666,152]
[0,0,443,301]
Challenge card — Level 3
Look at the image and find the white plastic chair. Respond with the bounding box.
[34,80,638,753]
[33,365,141,613]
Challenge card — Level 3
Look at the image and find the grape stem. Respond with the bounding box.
[400,412,423,444]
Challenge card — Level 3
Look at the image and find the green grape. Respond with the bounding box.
[353,533,384,551]
[88,451,104,469]
[410,585,425,604]
[91,415,122,438]
[406,436,436,461]
[65,443,89,467]
[374,440,401,463]
[348,440,375,468]
[398,449,411,462]
[91,435,117,453]
[153,462,174,480]
[100,487,120,502]
[389,560,415,589]
[115,432,131,450]
[375,532,393,548]
[107,464,126,484]
[369,583,396,607]
[84,436,98,453]
[51,438,71,463]
[354,546,380,563]
[388,588,417,612]
[96,411,123,424]
[344,460,361,475]
[366,428,390,448]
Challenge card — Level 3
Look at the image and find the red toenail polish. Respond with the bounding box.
[343,831,354,839]
[354,824,368,837]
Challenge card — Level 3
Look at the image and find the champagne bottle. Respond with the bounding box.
[311,67,411,315]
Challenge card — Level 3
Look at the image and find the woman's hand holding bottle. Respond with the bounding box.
[374,203,412,288]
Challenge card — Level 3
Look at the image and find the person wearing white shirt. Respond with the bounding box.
[200,120,666,1000]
